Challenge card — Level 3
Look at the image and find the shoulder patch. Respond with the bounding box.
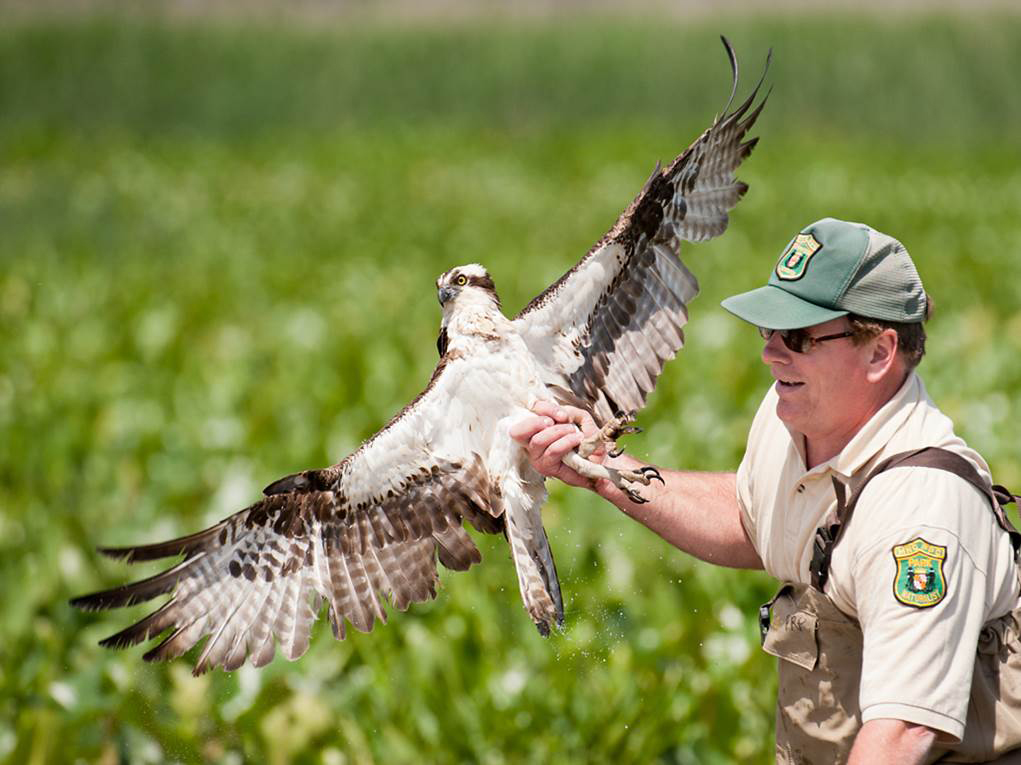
[775,232,822,281]
[892,538,947,608]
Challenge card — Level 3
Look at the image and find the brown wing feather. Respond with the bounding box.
[514,37,769,425]
[71,452,499,675]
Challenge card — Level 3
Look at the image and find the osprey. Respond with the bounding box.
[72,38,769,674]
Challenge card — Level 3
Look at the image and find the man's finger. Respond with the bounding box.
[529,401,561,419]
[528,424,581,454]
[561,405,597,431]
[529,401,593,426]
[541,431,585,462]
[509,415,555,444]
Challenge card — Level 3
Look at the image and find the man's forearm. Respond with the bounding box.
[510,403,761,569]
[593,454,762,569]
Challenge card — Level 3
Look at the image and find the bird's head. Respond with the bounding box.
[436,264,501,313]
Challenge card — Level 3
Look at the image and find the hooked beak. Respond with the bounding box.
[438,286,456,306]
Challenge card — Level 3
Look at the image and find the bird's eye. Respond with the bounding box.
[456,275,468,286]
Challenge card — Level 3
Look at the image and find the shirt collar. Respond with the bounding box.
[823,372,923,480]
[783,372,924,481]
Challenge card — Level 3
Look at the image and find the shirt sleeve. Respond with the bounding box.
[734,387,780,555]
[735,449,757,550]
[847,469,993,742]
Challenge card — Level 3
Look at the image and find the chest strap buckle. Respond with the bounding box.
[810,522,840,592]
[759,603,771,643]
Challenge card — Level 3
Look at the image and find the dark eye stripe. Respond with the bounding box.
[466,274,495,291]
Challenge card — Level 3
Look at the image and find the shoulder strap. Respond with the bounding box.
[809,447,1021,592]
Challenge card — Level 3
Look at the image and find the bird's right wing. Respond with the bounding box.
[514,38,770,426]
[71,355,504,675]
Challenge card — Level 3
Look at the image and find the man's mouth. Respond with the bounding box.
[776,379,804,390]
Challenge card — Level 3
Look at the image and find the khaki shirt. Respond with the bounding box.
[737,373,1021,741]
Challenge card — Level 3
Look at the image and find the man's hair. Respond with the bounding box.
[847,294,934,371]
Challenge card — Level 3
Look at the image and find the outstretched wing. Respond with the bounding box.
[71,357,503,675]
[514,38,770,426]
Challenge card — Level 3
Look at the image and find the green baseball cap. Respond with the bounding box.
[721,218,927,330]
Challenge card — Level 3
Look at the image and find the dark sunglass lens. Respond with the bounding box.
[783,329,809,353]
[759,327,807,353]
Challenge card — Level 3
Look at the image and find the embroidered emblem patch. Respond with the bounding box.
[775,232,823,281]
[892,538,947,608]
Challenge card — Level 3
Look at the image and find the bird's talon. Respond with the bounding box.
[637,466,664,485]
[625,488,649,505]
[608,446,625,458]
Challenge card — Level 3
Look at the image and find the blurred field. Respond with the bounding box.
[3,11,1021,765]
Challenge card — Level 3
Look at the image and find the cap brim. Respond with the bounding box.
[720,285,848,330]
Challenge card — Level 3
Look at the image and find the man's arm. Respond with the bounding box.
[848,719,937,765]
[510,402,762,570]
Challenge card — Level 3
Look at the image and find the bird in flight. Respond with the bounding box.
[72,37,769,675]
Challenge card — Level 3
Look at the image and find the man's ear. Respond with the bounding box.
[866,328,900,383]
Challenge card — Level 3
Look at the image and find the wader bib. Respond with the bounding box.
[758,448,1021,763]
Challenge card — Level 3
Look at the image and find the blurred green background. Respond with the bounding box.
[4,4,1021,763]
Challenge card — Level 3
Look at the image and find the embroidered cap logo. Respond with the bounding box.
[775,232,823,281]
[892,538,947,608]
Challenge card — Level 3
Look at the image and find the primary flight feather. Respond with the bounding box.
[72,38,770,674]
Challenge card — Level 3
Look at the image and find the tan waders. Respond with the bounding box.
[759,448,1021,763]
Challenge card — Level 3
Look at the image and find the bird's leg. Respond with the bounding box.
[560,450,664,505]
[577,412,642,459]
[554,410,662,503]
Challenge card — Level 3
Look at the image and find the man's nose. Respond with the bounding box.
[761,331,790,365]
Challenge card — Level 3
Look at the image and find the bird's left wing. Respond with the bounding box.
[514,38,770,426]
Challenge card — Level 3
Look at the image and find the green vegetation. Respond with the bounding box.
[4,12,1021,764]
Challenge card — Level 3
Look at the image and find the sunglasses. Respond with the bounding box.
[757,327,855,354]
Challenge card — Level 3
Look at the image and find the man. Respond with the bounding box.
[511,218,1021,764]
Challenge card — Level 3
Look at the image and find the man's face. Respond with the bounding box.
[761,317,877,446]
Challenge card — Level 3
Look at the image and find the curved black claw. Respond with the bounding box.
[605,422,642,440]
[608,445,626,458]
[624,487,650,505]
[636,466,665,485]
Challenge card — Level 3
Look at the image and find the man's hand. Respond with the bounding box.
[510,402,605,490]
[510,401,761,568]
